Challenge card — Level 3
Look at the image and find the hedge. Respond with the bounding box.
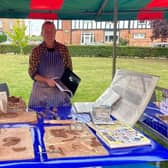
[0,44,168,58]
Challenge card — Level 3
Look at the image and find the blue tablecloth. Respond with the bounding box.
[142,103,168,138]
[0,106,168,168]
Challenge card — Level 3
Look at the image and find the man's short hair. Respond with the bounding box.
[41,21,56,31]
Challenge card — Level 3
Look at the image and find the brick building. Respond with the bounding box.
[53,20,156,47]
[120,29,153,47]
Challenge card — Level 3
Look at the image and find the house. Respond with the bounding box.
[53,20,156,47]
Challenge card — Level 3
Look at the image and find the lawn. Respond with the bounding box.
[0,54,168,105]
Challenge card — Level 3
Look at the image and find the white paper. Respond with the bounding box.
[74,88,120,113]
[74,102,94,113]
[95,88,120,106]
[111,69,159,126]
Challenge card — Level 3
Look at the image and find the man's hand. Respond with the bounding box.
[34,74,57,87]
[45,78,57,87]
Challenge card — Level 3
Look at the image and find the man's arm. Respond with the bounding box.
[28,47,40,80]
[28,46,56,87]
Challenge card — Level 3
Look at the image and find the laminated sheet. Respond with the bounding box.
[0,127,34,161]
[44,124,108,159]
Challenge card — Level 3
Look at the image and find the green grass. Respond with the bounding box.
[0,54,168,167]
[0,54,168,105]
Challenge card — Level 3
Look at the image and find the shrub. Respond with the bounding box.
[0,32,7,43]
[0,44,168,58]
[119,38,128,46]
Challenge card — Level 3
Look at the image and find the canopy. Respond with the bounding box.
[1,0,168,20]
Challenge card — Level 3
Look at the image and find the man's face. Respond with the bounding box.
[42,23,56,45]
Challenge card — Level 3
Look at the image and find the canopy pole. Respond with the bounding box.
[112,0,118,78]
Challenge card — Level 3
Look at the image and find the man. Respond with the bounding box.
[28,21,72,109]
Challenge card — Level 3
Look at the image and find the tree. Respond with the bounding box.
[8,20,29,54]
[0,32,7,43]
[151,20,168,42]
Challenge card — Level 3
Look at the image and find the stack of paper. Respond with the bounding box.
[91,106,114,124]
[88,121,151,149]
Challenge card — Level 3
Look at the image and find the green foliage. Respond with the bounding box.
[7,20,29,54]
[0,44,34,54]
[119,38,128,46]
[23,45,35,54]
[1,44,168,58]
[69,45,168,58]
[0,32,7,43]
[68,45,113,57]
[0,45,20,54]
[116,47,168,58]
[151,20,168,41]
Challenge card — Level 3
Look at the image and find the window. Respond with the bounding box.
[104,31,119,43]
[81,32,94,45]
[133,33,145,39]
[105,35,113,42]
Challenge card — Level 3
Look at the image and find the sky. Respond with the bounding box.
[25,19,44,36]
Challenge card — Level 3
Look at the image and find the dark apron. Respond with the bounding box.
[28,48,71,109]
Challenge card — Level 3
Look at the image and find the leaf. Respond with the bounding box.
[150,20,168,42]
[7,20,29,54]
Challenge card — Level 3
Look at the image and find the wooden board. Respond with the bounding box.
[44,120,75,124]
[0,127,34,161]
[0,112,37,124]
[44,124,108,159]
[157,114,168,124]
